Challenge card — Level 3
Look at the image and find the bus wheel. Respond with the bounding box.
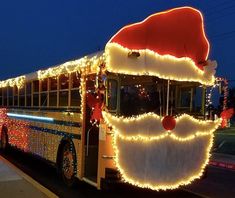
[59,141,77,187]
[0,127,8,151]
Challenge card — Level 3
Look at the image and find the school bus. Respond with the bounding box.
[0,7,221,191]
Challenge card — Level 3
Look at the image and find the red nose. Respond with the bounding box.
[162,116,176,131]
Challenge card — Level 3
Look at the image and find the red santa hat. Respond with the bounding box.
[105,6,217,85]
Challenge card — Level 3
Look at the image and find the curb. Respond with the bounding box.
[209,160,235,170]
[0,155,59,198]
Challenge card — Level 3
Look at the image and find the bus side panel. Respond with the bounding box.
[5,109,82,165]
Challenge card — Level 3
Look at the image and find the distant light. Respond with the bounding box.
[7,113,54,122]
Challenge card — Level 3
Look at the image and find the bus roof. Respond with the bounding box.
[0,51,104,89]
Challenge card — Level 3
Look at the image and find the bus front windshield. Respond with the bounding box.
[119,75,205,118]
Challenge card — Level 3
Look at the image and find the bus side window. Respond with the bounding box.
[19,85,25,107]
[8,87,13,106]
[49,77,58,107]
[70,72,81,107]
[107,79,118,111]
[13,85,18,107]
[59,74,69,106]
[3,88,7,106]
[26,82,32,107]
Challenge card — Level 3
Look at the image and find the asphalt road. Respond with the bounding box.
[0,147,201,198]
[185,164,235,198]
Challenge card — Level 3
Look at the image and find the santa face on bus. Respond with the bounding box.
[102,7,221,190]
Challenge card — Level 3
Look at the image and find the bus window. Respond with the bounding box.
[41,93,48,107]
[49,92,57,107]
[33,94,39,106]
[33,80,39,93]
[40,78,48,107]
[107,79,118,111]
[13,86,18,106]
[41,78,48,92]
[19,85,25,107]
[26,82,32,107]
[71,90,80,107]
[120,75,162,117]
[49,77,58,107]
[59,74,69,90]
[70,72,80,107]
[32,80,39,107]
[49,77,57,91]
[3,88,7,106]
[59,74,69,106]
[172,82,204,117]
[194,87,203,113]
[59,91,68,106]
[26,95,31,107]
[8,87,13,106]
[180,87,191,108]
[71,72,80,88]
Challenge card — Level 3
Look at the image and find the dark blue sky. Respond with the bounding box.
[0,0,235,84]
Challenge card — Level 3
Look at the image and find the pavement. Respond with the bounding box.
[0,155,58,198]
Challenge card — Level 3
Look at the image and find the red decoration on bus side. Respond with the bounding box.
[86,93,103,122]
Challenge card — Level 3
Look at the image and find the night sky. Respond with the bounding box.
[0,0,234,85]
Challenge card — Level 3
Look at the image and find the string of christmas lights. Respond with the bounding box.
[102,111,221,190]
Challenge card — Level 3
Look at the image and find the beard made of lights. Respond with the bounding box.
[102,111,221,191]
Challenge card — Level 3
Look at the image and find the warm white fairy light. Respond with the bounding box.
[111,132,215,191]
[102,111,221,140]
[105,43,215,86]
[80,74,86,121]
[205,78,221,108]
[102,111,221,190]
[0,53,106,89]
[0,75,25,89]
[37,54,105,80]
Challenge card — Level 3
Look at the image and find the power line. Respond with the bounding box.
[205,0,235,13]
[199,0,235,24]
[206,2,235,17]
[207,9,235,24]
[211,30,235,40]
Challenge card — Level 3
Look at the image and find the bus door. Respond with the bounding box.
[84,74,100,183]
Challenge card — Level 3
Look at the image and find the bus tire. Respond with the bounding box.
[0,126,8,151]
[58,140,77,187]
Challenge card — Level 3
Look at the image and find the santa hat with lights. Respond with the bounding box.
[105,6,217,85]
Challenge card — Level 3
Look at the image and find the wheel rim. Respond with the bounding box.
[62,148,74,180]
